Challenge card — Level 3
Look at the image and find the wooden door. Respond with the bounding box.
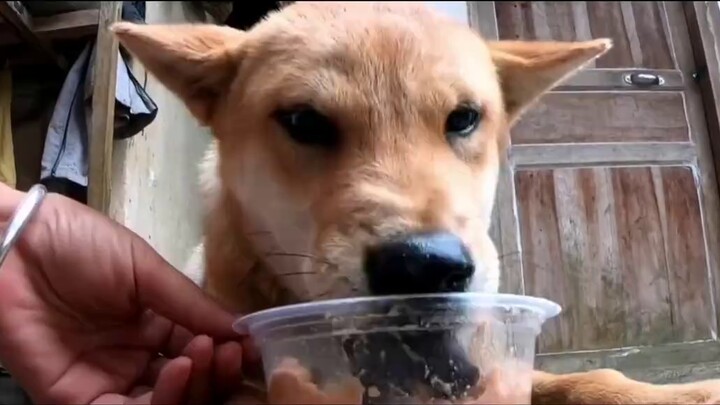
[469,1,720,383]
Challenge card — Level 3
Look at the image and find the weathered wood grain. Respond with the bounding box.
[511,142,696,168]
[468,1,525,295]
[660,167,715,341]
[536,340,720,384]
[515,169,572,350]
[467,2,499,41]
[554,69,683,91]
[683,1,720,337]
[517,166,714,353]
[483,0,720,382]
[87,2,122,213]
[496,2,674,69]
[511,92,689,144]
[612,167,673,346]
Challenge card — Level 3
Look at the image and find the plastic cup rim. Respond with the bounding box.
[233,292,561,335]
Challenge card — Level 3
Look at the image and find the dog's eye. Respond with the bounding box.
[445,106,482,138]
[275,107,339,148]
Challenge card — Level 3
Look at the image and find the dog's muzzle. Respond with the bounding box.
[349,232,479,402]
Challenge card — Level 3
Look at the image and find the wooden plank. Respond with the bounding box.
[536,340,720,384]
[612,167,673,347]
[685,3,720,175]
[0,1,67,69]
[511,92,690,144]
[666,0,720,341]
[629,361,720,384]
[0,9,100,46]
[87,2,122,213]
[517,166,715,352]
[510,143,697,169]
[628,1,674,69]
[554,69,683,91]
[496,160,524,295]
[493,1,720,379]
[467,1,499,40]
[515,169,571,348]
[467,1,524,295]
[684,1,720,336]
[660,167,715,340]
[495,2,674,69]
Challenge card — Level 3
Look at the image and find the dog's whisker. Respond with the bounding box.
[262,251,337,268]
[276,271,320,277]
[263,252,317,259]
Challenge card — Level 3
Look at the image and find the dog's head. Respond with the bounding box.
[114,2,609,301]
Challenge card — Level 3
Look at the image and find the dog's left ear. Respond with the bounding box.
[111,22,246,125]
[488,39,612,124]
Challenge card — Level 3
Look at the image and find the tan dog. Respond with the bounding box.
[112,2,720,404]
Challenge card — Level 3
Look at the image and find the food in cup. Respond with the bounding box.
[235,293,560,404]
[266,356,531,404]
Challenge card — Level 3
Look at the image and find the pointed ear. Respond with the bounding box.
[488,39,612,124]
[111,22,246,125]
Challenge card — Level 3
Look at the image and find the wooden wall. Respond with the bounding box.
[471,1,720,382]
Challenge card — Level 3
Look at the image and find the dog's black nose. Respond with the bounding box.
[364,231,475,295]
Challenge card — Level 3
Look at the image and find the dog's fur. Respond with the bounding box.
[113,2,720,403]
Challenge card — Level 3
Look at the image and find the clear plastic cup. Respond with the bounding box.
[234,293,561,404]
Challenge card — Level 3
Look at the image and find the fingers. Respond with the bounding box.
[165,324,195,357]
[143,335,219,404]
[240,335,260,363]
[144,335,247,403]
[92,393,138,404]
[180,335,213,404]
[91,357,192,405]
[150,356,193,405]
[130,237,237,340]
[142,357,171,387]
[213,341,244,396]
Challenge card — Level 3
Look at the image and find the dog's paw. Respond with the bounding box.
[533,369,720,405]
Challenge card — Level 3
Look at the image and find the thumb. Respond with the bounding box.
[131,236,238,340]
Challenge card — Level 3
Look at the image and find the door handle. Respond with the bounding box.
[623,72,665,87]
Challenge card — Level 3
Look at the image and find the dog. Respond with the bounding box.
[112,2,720,403]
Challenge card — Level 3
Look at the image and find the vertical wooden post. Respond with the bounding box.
[87,1,122,213]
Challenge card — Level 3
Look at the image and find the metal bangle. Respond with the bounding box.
[0,184,48,269]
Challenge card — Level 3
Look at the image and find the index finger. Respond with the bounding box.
[131,236,238,340]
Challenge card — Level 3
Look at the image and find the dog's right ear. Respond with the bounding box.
[112,22,245,125]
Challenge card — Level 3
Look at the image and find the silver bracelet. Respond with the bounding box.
[0,184,48,269]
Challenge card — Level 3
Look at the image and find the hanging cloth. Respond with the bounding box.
[0,69,16,189]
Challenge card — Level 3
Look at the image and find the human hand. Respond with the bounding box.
[0,184,251,404]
